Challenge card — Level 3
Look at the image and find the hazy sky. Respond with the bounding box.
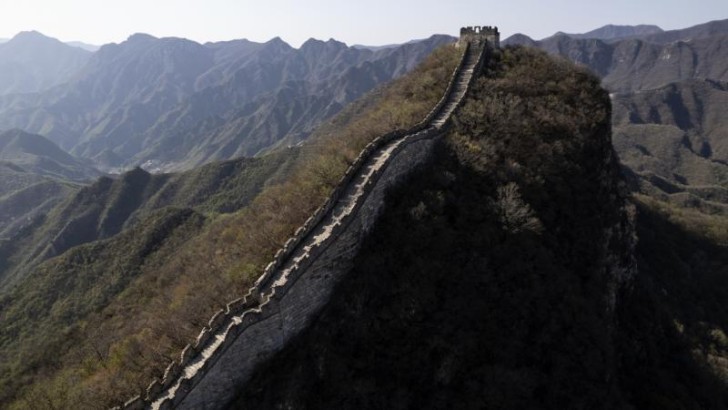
[0,0,726,47]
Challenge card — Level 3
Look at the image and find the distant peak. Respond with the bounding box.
[13,30,46,39]
[554,24,665,41]
[267,36,287,44]
[8,30,57,44]
[301,37,324,48]
[325,38,346,46]
[126,33,157,43]
[264,36,292,50]
[66,41,100,52]
[300,37,346,50]
[501,33,536,46]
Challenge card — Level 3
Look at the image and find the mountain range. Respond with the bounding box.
[0,129,99,181]
[0,35,99,50]
[0,129,99,257]
[0,31,454,172]
[505,18,728,211]
[0,31,92,95]
[0,29,458,292]
[1,17,728,408]
[555,24,663,41]
[0,45,465,406]
[0,30,457,283]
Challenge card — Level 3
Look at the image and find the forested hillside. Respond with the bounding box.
[3,18,728,410]
[506,19,728,214]
[231,46,728,410]
[0,44,462,409]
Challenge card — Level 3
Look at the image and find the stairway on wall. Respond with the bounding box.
[431,46,482,127]
[118,39,489,410]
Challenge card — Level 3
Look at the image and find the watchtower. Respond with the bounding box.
[459,26,500,48]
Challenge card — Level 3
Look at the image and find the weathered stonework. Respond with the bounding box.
[459,25,500,48]
[171,129,443,409]
[114,28,496,410]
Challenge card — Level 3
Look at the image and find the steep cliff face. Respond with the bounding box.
[230,47,638,409]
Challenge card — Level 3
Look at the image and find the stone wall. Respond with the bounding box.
[460,25,500,48]
[170,129,441,409]
[116,36,490,410]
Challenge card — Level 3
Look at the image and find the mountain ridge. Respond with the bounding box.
[555,24,664,41]
[0,148,297,291]
[0,31,91,95]
[0,44,465,406]
[0,33,455,172]
[0,129,100,181]
[0,20,728,408]
[503,18,728,211]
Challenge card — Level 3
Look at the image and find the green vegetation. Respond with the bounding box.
[0,44,462,408]
[232,46,632,409]
[4,33,727,409]
[0,151,298,407]
[0,150,298,290]
[618,194,728,408]
[232,47,728,409]
[611,79,728,214]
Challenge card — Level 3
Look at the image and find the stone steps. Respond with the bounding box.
[131,40,489,410]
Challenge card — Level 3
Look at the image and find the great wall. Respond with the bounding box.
[116,26,500,410]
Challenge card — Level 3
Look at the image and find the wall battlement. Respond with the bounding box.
[460,25,500,48]
[115,32,495,410]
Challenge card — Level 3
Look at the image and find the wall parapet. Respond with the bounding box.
[251,41,476,295]
[114,34,493,410]
[459,25,500,48]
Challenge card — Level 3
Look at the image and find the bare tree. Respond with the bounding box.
[495,182,543,234]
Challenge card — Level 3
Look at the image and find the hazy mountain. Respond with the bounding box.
[612,79,728,211]
[504,20,728,46]
[501,33,537,47]
[351,38,437,51]
[0,129,100,181]
[638,18,728,44]
[0,33,455,172]
[505,30,728,92]
[66,41,100,52]
[351,43,400,51]
[0,129,99,267]
[581,34,722,91]
[557,24,664,41]
[0,163,79,240]
[0,31,92,95]
[0,28,451,284]
[0,147,296,290]
[502,19,728,210]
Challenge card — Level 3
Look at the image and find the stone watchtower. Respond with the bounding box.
[459,26,500,48]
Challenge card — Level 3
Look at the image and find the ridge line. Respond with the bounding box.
[117,36,493,410]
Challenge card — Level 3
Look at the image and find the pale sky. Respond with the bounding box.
[0,0,726,47]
